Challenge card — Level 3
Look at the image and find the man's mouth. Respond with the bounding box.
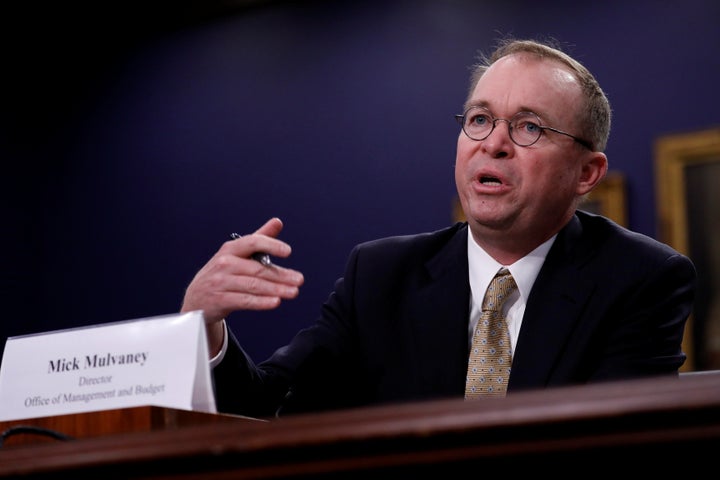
[479,175,502,186]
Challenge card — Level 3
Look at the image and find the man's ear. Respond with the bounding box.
[577,151,608,196]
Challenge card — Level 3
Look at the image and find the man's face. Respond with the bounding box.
[455,54,598,247]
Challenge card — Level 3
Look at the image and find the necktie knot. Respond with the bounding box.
[482,269,517,313]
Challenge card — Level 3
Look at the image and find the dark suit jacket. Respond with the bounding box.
[213,211,696,417]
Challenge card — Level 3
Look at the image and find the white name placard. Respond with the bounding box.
[0,310,216,421]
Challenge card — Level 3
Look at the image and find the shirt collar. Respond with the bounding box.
[466,228,556,302]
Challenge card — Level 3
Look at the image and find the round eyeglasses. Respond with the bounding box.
[455,106,593,150]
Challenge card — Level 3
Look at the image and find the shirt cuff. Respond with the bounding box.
[208,319,229,369]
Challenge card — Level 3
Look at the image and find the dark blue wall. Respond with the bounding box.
[3,0,719,364]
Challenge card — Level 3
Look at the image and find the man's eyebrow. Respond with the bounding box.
[515,104,544,116]
[465,101,546,119]
[515,105,557,123]
[466,100,488,108]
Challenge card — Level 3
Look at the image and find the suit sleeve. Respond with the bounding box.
[590,251,696,380]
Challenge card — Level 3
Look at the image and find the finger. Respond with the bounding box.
[254,217,284,238]
[227,273,302,300]
[227,231,293,261]
[206,249,304,289]
[228,256,304,287]
[180,265,302,322]
[208,273,302,320]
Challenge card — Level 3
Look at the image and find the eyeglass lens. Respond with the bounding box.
[460,107,543,146]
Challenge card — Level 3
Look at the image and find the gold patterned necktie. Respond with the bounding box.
[465,268,517,398]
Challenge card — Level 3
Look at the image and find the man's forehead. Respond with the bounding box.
[469,55,582,117]
[484,53,578,86]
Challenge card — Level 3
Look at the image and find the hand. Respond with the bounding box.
[180,217,305,356]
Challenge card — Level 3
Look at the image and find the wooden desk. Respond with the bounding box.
[1,373,719,478]
[0,405,260,448]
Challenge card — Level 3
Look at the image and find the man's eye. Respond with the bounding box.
[471,115,490,126]
[518,121,540,133]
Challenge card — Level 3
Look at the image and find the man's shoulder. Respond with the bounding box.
[357,222,467,253]
[345,223,468,272]
[572,210,687,261]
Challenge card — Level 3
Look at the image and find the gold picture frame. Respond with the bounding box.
[580,171,628,227]
[655,127,720,372]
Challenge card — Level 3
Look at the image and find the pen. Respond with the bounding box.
[230,233,273,266]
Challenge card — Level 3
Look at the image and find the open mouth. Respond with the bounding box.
[479,175,502,186]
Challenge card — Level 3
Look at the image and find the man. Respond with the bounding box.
[180,39,696,418]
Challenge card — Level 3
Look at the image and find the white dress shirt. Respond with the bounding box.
[466,228,555,354]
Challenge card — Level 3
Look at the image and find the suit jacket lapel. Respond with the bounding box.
[509,215,598,390]
[407,224,471,395]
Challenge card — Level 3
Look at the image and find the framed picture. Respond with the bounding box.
[580,171,627,227]
[655,127,720,372]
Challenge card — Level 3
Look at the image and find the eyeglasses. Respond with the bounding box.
[454,106,593,150]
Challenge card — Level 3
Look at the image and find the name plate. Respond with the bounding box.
[0,311,216,421]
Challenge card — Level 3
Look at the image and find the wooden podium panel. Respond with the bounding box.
[0,406,259,448]
[1,373,720,478]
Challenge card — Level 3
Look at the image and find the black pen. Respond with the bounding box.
[230,233,273,266]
